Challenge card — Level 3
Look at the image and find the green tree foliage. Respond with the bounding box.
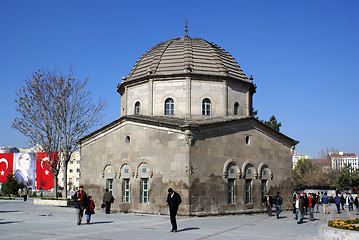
[264,115,281,132]
[335,165,359,190]
[293,159,317,188]
[292,159,339,188]
[1,173,24,195]
[252,109,281,132]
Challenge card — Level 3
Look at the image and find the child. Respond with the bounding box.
[85,196,95,224]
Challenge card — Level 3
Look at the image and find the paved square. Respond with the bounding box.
[0,199,358,239]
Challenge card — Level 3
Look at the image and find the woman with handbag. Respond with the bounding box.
[85,196,95,224]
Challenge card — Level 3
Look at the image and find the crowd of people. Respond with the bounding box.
[292,191,359,224]
[71,187,358,230]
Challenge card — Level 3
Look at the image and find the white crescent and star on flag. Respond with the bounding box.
[41,157,50,175]
[0,158,9,176]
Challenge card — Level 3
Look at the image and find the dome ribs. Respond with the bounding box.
[151,39,174,74]
[197,38,226,75]
[125,37,249,82]
[183,37,194,72]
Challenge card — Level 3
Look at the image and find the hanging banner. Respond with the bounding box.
[36,152,56,190]
[13,153,36,189]
[0,153,14,183]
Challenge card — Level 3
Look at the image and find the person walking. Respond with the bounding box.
[321,192,330,214]
[85,196,95,224]
[347,194,354,211]
[263,193,273,216]
[23,186,29,201]
[72,186,88,225]
[292,194,297,219]
[334,194,341,214]
[315,193,320,213]
[303,193,309,215]
[354,195,359,214]
[295,194,304,224]
[103,188,114,214]
[307,193,316,221]
[273,192,283,219]
[340,194,345,210]
[166,188,182,232]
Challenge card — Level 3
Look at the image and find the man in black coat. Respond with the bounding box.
[103,188,114,214]
[72,186,88,225]
[273,192,283,219]
[263,193,273,216]
[166,188,182,232]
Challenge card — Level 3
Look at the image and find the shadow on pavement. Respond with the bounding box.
[177,227,200,232]
[278,216,287,219]
[0,221,23,225]
[88,221,114,225]
[0,211,20,213]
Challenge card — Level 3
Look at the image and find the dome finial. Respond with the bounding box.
[185,19,188,37]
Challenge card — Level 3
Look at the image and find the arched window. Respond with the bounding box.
[202,98,211,115]
[234,102,239,115]
[134,102,141,115]
[164,98,174,115]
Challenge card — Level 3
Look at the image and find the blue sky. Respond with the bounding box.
[1,0,358,158]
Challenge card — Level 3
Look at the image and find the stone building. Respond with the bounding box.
[78,32,298,215]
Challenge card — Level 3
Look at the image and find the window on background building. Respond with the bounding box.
[76,178,79,182]
[261,180,267,201]
[69,178,72,182]
[76,169,80,173]
[69,169,73,173]
[77,161,80,164]
[107,179,113,193]
[245,179,252,204]
[140,178,149,203]
[134,101,141,115]
[164,98,174,115]
[227,179,235,204]
[70,161,73,164]
[122,179,130,203]
[202,98,211,115]
[234,102,239,115]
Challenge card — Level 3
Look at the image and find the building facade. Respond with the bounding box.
[78,34,298,215]
[329,152,358,171]
[58,151,81,191]
[310,158,331,172]
[292,152,311,169]
[0,147,19,153]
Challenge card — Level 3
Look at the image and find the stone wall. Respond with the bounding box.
[122,77,251,118]
[79,118,295,216]
[79,121,190,215]
[319,225,359,240]
[188,122,293,215]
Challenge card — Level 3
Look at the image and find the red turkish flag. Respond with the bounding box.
[0,153,14,183]
[36,152,56,190]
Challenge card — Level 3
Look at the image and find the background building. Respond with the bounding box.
[292,152,310,168]
[58,151,80,191]
[309,158,331,172]
[329,152,358,171]
[0,147,19,153]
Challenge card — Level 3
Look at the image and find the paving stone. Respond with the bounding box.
[1,199,358,239]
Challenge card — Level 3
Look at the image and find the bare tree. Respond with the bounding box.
[318,147,339,159]
[13,68,105,197]
[318,147,339,170]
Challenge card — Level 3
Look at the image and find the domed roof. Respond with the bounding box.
[123,37,249,82]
